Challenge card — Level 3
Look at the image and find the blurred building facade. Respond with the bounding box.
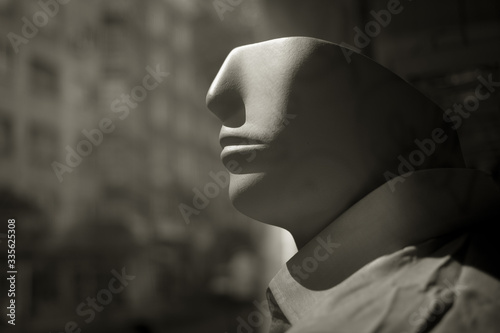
[0,1,289,332]
[369,0,500,182]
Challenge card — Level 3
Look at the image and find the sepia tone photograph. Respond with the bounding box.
[1,0,500,332]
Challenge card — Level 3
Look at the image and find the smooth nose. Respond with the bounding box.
[206,51,246,128]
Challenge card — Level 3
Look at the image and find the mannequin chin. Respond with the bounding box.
[227,152,372,248]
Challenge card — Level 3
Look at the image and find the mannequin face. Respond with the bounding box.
[206,37,456,241]
[208,38,362,234]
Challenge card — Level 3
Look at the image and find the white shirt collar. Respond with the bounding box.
[268,168,500,323]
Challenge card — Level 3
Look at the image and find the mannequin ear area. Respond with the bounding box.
[342,47,443,120]
[290,43,352,82]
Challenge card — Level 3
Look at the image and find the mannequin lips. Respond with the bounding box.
[219,134,271,170]
[219,134,266,147]
[220,143,269,161]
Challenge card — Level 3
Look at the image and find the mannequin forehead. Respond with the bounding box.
[207,37,408,119]
[209,38,348,93]
[207,38,358,129]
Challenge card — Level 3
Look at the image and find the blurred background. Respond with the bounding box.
[0,0,499,332]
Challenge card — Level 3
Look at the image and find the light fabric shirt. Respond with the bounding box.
[266,168,500,333]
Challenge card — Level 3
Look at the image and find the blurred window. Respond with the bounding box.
[0,38,14,85]
[101,12,132,76]
[103,13,128,54]
[30,58,59,97]
[25,0,61,39]
[0,0,14,16]
[28,122,58,166]
[150,93,171,130]
[0,112,13,157]
[31,262,59,316]
[33,186,59,215]
[147,2,168,37]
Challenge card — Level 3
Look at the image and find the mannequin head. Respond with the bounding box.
[206,37,464,246]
